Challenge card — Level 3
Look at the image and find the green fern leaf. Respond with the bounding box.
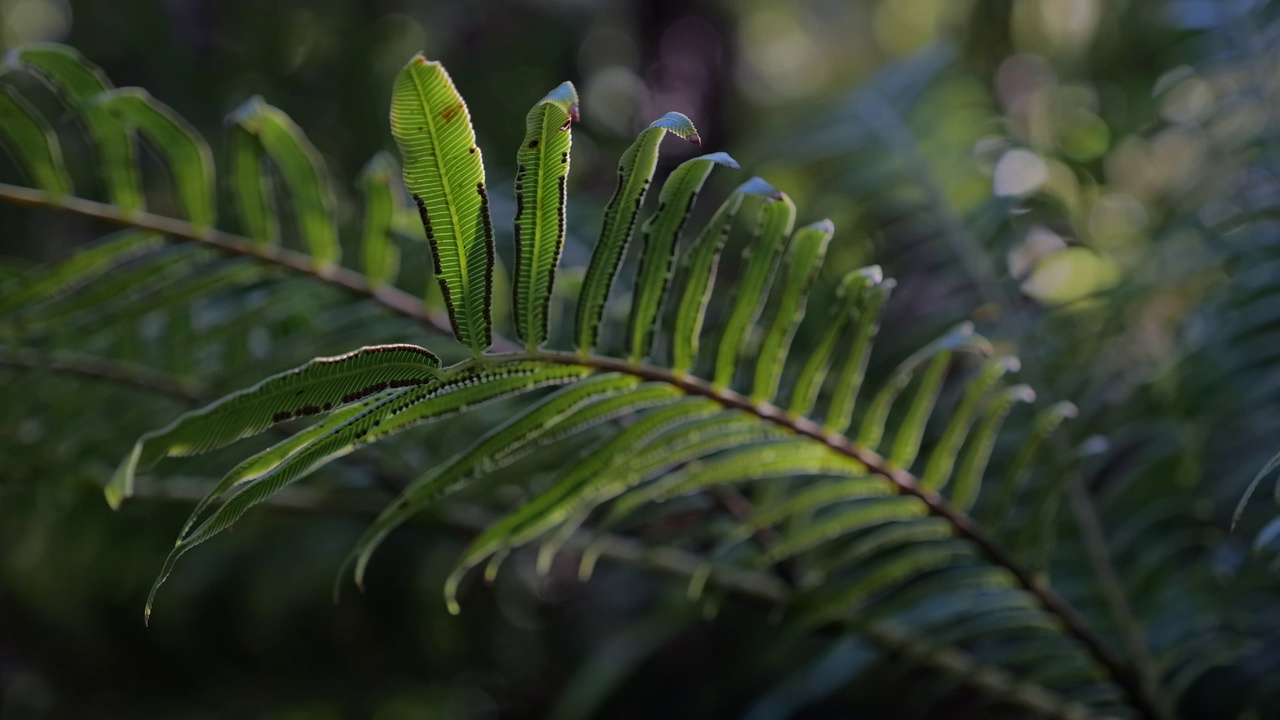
[13,246,199,329]
[226,120,277,245]
[857,322,983,453]
[989,401,1076,529]
[107,344,443,508]
[575,111,701,354]
[918,356,1020,489]
[789,266,882,418]
[10,44,141,212]
[634,439,866,509]
[360,151,402,288]
[390,55,494,355]
[583,414,785,533]
[948,384,1035,511]
[627,151,740,362]
[670,177,780,375]
[0,231,163,317]
[513,81,578,349]
[712,190,796,389]
[823,271,894,432]
[538,414,790,576]
[347,374,681,588]
[751,218,833,402]
[444,398,718,613]
[0,88,72,195]
[228,97,339,267]
[177,393,393,540]
[735,478,891,543]
[760,496,929,565]
[146,361,587,622]
[803,539,976,621]
[888,352,954,470]
[95,88,215,227]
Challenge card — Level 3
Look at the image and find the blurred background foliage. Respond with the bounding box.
[5,0,1280,717]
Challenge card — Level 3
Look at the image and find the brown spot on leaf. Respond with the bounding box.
[528,139,539,149]
[441,103,463,122]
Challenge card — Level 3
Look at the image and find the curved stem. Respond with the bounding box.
[0,182,1151,718]
[0,345,203,401]
[512,352,1149,717]
[0,183,505,350]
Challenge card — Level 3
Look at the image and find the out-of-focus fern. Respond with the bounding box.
[6,38,1272,720]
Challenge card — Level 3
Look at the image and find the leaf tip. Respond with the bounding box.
[1008,384,1036,404]
[688,132,702,146]
[104,484,124,510]
[697,151,738,169]
[1054,400,1079,419]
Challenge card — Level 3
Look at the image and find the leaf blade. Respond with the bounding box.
[97,88,215,227]
[575,111,700,353]
[10,43,142,212]
[627,151,739,362]
[391,55,495,354]
[751,218,833,402]
[360,151,402,287]
[229,97,339,267]
[513,81,578,348]
[0,88,72,195]
[670,177,779,374]
[712,191,796,389]
[107,344,443,508]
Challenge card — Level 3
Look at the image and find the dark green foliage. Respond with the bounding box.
[4,6,1280,717]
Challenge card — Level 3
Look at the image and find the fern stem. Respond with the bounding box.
[514,350,1159,720]
[0,345,203,401]
[0,183,519,351]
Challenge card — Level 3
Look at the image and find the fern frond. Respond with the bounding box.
[0,87,71,194]
[513,81,577,349]
[96,88,215,227]
[0,230,163,317]
[0,43,1165,718]
[575,111,701,353]
[107,344,443,508]
[359,151,402,288]
[228,97,339,267]
[670,176,779,375]
[391,55,494,354]
[628,151,739,362]
[9,44,142,211]
[751,218,833,402]
[712,188,795,389]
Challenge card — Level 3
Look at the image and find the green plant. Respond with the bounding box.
[2,40,1274,720]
